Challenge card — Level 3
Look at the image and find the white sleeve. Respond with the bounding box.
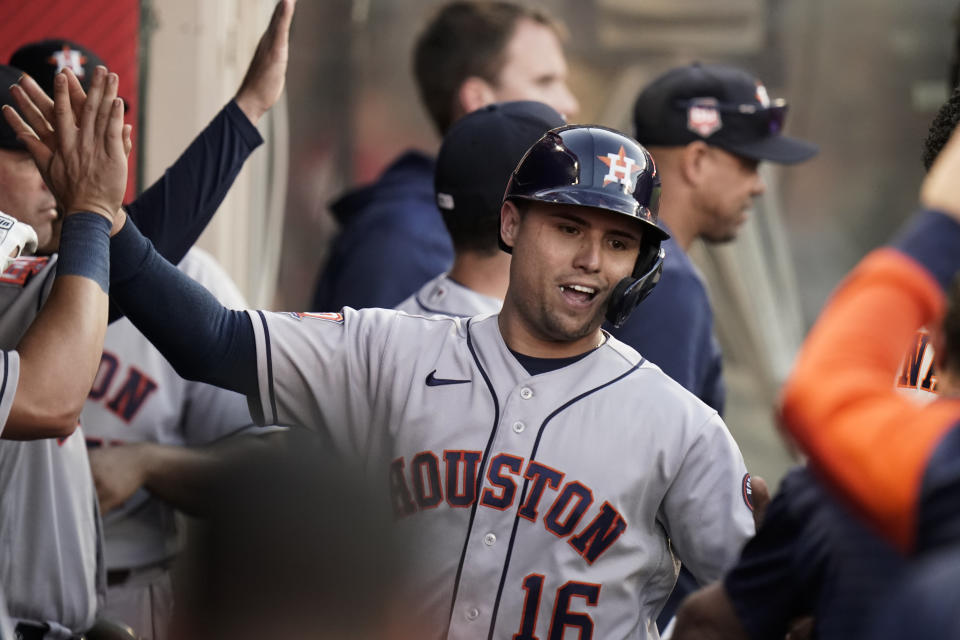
[0,350,20,438]
[659,414,755,583]
[245,307,395,455]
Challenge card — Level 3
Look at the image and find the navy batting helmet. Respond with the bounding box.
[501,125,668,327]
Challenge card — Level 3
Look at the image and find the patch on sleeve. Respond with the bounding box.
[0,256,50,287]
[286,311,344,324]
[742,473,754,512]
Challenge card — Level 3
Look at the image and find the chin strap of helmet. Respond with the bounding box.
[605,245,665,328]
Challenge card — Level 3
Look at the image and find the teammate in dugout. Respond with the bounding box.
[312,1,580,312]
[0,62,130,639]
[395,100,565,318]
[668,87,960,640]
[0,1,292,636]
[616,63,818,416]
[7,6,294,636]
[11,110,765,637]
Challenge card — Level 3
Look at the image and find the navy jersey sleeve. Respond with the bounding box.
[723,467,826,640]
[108,218,258,397]
[125,100,263,265]
[612,251,724,414]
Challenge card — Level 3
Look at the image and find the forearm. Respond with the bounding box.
[7,214,112,439]
[136,436,273,516]
[125,100,262,265]
[672,583,751,640]
[109,217,259,395]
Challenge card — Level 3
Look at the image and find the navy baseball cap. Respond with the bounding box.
[633,63,818,164]
[435,100,566,220]
[0,65,27,152]
[10,39,106,94]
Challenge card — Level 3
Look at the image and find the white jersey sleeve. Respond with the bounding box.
[246,307,402,447]
[0,351,19,439]
[658,409,755,583]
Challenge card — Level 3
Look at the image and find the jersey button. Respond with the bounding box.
[512,421,525,434]
[466,607,480,621]
[520,387,534,400]
[483,532,497,546]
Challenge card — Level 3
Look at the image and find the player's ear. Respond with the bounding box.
[680,140,710,186]
[457,76,497,115]
[500,201,522,250]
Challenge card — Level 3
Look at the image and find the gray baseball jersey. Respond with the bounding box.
[0,255,102,634]
[247,308,753,639]
[396,273,502,318]
[81,248,254,570]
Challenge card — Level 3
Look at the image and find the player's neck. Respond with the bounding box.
[497,303,604,359]
[448,251,511,301]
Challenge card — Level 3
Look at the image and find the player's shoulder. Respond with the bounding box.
[605,334,720,423]
[0,255,53,288]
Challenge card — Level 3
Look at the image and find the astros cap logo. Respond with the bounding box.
[48,45,88,77]
[598,145,644,189]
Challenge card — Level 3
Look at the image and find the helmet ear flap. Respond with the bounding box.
[605,246,665,328]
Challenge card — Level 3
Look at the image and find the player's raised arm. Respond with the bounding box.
[9,0,294,267]
[0,66,128,439]
[780,125,960,552]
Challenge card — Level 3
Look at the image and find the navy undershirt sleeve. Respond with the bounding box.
[125,100,263,265]
[892,209,960,290]
[109,218,259,396]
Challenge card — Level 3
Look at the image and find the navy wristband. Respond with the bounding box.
[57,212,112,293]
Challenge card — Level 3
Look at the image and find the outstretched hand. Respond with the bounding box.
[2,66,130,230]
[234,0,296,125]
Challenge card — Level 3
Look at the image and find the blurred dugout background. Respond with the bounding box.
[8,0,958,487]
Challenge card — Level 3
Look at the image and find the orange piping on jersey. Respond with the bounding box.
[781,248,960,552]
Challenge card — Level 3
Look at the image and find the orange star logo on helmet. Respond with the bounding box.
[598,145,643,189]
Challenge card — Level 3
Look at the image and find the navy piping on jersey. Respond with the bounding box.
[0,351,8,416]
[413,294,449,317]
[256,311,279,425]
[446,318,502,637]
[487,358,645,639]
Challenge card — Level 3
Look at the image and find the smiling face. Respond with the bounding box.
[499,201,643,356]
[0,149,59,254]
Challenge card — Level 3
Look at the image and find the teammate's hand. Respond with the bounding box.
[88,444,150,514]
[749,475,770,531]
[921,122,960,221]
[234,0,296,126]
[2,66,130,227]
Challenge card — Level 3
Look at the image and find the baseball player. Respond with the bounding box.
[8,24,293,636]
[0,62,127,640]
[0,2,292,635]
[616,63,818,416]
[396,100,565,318]
[672,88,960,640]
[313,1,579,312]
[86,122,755,639]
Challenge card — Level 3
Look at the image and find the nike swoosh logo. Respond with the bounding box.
[425,370,471,387]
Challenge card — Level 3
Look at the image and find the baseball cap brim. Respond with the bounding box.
[720,133,819,165]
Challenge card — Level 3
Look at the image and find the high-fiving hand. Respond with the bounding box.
[2,66,131,233]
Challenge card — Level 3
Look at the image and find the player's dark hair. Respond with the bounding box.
[441,208,502,255]
[412,2,562,134]
[922,85,960,171]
